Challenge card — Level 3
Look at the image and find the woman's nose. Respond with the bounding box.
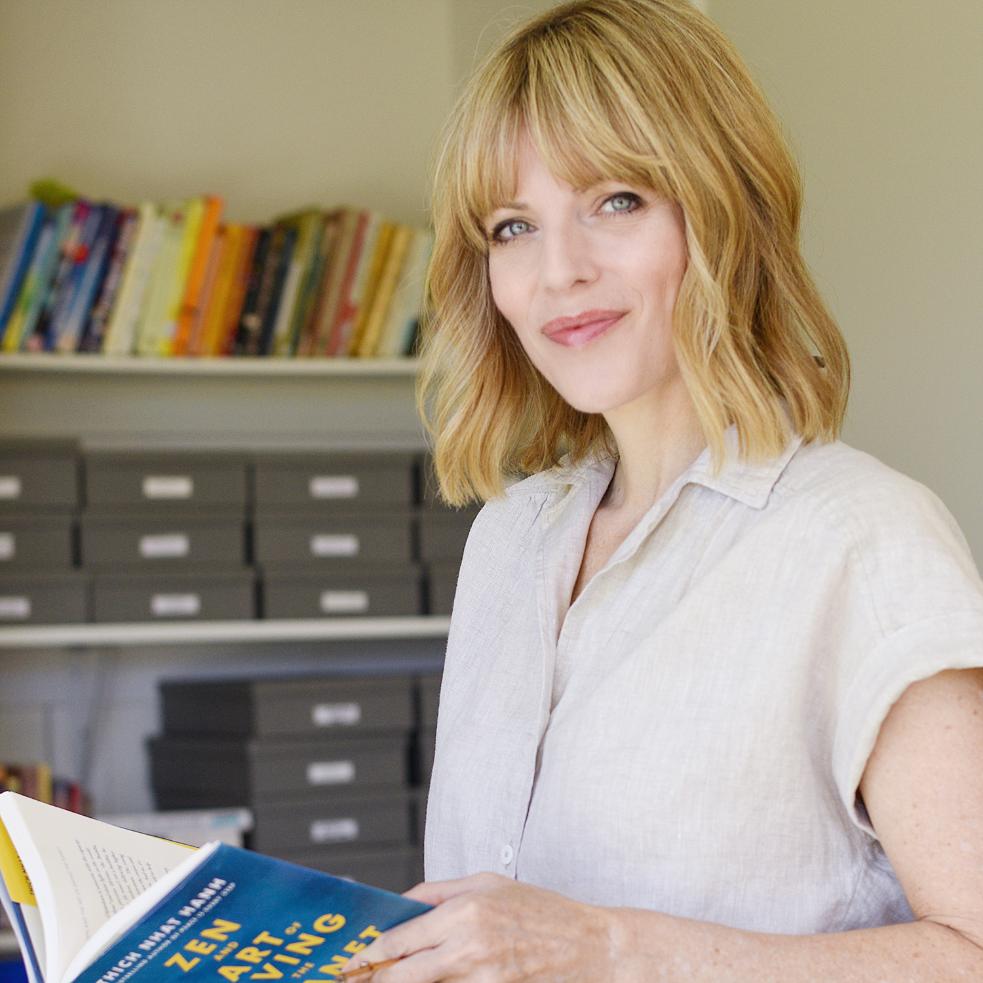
[539,223,599,291]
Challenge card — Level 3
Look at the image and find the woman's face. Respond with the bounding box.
[485,137,689,416]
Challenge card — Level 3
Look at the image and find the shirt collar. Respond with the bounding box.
[508,422,804,512]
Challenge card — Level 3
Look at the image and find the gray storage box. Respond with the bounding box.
[149,733,408,800]
[0,441,79,512]
[249,789,415,852]
[262,565,422,618]
[253,513,412,566]
[160,675,415,738]
[84,452,247,510]
[254,453,415,511]
[93,570,254,622]
[0,572,88,624]
[427,561,460,615]
[273,846,422,893]
[416,510,478,562]
[0,515,75,570]
[80,514,246,568]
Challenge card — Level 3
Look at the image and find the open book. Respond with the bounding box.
[0,792,429,983]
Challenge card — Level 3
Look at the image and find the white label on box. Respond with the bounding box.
[0,533,14,561]
[309,818,359,844]
[319,590,369,614]
[140,533,190,558]
[0,596,30,620]
[310,534,359,558]
[309,475,359,499]
[306,760,356,785]
[142,475,194,499]
[151,593,201,617]
[0,477,22,500]
[312,702,362,727]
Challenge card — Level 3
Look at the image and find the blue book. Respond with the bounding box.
[56,206,122,353]
[0,793,429,983]
[0,201,47,340]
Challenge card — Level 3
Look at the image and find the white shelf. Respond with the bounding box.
[0,617,451,649]
[0,354,419,377]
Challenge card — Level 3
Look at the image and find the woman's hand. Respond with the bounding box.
[339,872,617,982]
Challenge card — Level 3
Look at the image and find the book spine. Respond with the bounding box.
[104,203,165,355]
[57,205,122,352]
[259,225,298,355]
[0,201,46,336]
[325,211,375,356]
[82,207,138,353]
[4,203,74,352]
[28,200,90,350]
[232,226,272,355]
[172,195,224,355]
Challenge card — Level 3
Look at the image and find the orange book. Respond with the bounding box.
[185,224,228,355]
[215,225,259,355]
[198,225,246,355]
[171,194,223,354]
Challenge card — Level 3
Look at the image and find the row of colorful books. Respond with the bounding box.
[0,195,433,358]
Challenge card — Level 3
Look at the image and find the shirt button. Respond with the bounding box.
[500,844,514,866]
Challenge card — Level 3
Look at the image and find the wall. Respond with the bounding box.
[707,0,983,565]
[0,0,456,226]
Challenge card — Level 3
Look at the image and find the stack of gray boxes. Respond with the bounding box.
[81,451,253,621]
[0,439,86,624]
[254,452,421,618]
[150,673,427,891]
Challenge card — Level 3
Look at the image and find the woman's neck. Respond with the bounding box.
[601,384,707,515]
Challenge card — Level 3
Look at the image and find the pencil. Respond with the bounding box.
[337,957,403,979]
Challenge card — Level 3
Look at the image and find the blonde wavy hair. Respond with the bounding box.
[418,0,850,506]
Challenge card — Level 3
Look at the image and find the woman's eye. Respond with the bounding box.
[602,192,642,214]
[489,218,532,244]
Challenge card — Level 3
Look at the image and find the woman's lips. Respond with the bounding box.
[542,312,625,348]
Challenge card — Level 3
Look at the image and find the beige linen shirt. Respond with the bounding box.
[424,429,983,934]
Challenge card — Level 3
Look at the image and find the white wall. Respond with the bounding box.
[707,1,982,565]
[0,0,457,226]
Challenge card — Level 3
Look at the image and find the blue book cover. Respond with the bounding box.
[0,793,429,983]
[73,844,430,983]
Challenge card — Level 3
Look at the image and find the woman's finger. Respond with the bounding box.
[402,873,497,906]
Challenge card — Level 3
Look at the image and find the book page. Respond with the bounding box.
[0,794,195,983]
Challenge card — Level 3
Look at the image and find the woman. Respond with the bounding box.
[345,0,983,978]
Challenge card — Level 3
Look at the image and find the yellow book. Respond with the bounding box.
[172,195,223,355]
[346,221,395,356]
[134,202,186,356]
[185,223,228,355]
[376,228,433,357]
[355,223,413,357]
[199,224,245,355]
